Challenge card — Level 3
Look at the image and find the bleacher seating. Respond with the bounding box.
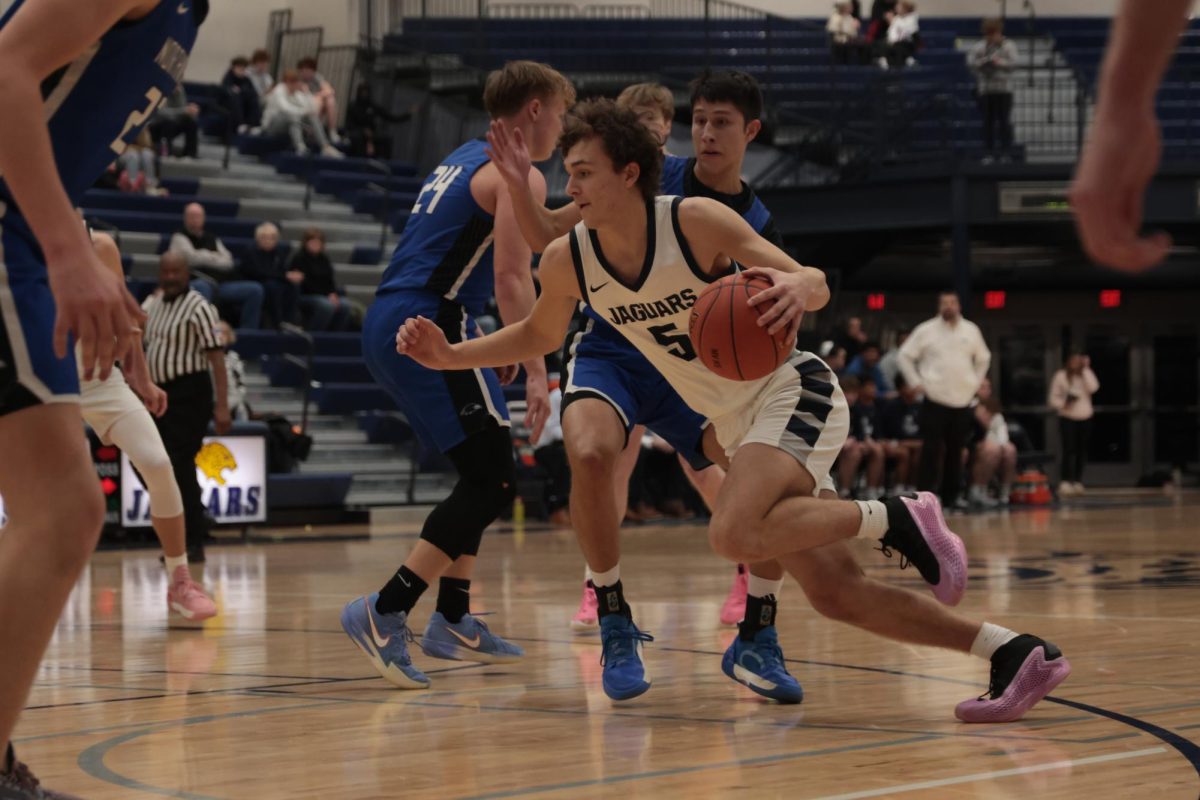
[386,15,989,157]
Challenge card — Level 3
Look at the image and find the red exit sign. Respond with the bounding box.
[866,293,886,311]
[1099,289,1121,308]
[984,291,1006,310]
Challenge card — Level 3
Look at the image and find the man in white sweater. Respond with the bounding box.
[898,292,991,506]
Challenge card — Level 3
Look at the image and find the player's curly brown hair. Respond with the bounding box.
[559,98,662,205]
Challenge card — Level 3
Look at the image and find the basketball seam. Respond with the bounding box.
[729,277,744,380]
[694,283,714,364]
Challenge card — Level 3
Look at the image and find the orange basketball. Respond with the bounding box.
[688,274,793,381]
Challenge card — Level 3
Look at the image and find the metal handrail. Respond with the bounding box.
[279,322,315,434]
[363,157,396,253]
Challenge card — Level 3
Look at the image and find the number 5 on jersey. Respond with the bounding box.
[413,165,463,215]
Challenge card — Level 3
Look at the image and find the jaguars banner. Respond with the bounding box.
[121,435,267,527]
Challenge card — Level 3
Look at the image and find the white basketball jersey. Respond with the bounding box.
[569,196,777,420]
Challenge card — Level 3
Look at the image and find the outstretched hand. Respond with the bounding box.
[523,374,550,444]
[484,119,533,190]
[395,316,456,369]
[743,267,809,344]
[1070,108,1171,272]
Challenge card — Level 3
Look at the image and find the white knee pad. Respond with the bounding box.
[108,411,185,519]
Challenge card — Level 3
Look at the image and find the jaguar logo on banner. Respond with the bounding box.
[122,435,267,527]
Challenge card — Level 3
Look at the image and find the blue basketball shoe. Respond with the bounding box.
[599,615,654,701]
[721,626,803,704]
[340,594,430,689]
[420,612,525,663]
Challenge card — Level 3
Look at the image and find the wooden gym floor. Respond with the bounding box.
[12,494,1200,798]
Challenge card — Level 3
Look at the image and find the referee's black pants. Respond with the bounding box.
[916,399,975,505]
[155,371,214,553]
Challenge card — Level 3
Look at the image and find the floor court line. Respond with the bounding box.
[232,686,1146,748]
[75,702,346,800]
[458,735,943,800]
[807,747,1168,800]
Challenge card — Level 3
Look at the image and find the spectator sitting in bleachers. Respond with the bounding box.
[263,69,342,158]
[865,0,896,47]
[298,56,340,144]
[239,222,298,329]
[117,129,165,196]
[149,84,199,158]
[833,315,868,360]
[968,18,1019,162]
[820,341,848,376]
[222,56,262,135]
[827,0,862,65]
[850,376,887,499]
[289,228,351,331]
[879,327,909,389]
[879,0,920,69]
[881,373,922,494]
[836,376,880,498]
[846,339,893,395]
[345,83,411,160]
[970,393,1017,507]
[170,202,264,329]
[247,49,274,99]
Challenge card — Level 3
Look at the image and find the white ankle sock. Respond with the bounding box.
[746,574,784,599]
[970,622,1018,660]
[854,499,889,539]
[590,564,620,588]
[164,553,188,577]
[584,566,593,583]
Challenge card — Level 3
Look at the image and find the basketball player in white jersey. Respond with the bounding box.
[397,99,1071,721]
[1070,0,1187,272]
[85,230,216,622]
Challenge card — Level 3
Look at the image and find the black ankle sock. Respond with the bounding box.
[375,566,428,616]
[436,577,471,623]
[594,579,632,620]
[738,593,778,641]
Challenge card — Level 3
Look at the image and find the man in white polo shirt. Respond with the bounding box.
[898,292,991,507]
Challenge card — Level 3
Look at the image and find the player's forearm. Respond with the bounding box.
[446,320,557,371]
[494,272,548,379]
[124,339,154,392]
[1097,0,1191,114]
[799,267,831,311]
[506,180,576,253]
[0,71,92,264]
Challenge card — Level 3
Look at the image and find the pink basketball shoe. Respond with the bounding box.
[955,634,1072,723]
[168,565,217,622]
[570,580,598,631]
[879,492,968,606]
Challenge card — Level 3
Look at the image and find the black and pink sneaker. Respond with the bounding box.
[879,491,969,606]
[956,634,1072,723]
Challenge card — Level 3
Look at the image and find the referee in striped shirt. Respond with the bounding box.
[143,251,231,560]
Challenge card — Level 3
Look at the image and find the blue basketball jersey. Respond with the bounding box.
[0,0,203,211]
[578,154,781,344]
[376,139,497,317]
